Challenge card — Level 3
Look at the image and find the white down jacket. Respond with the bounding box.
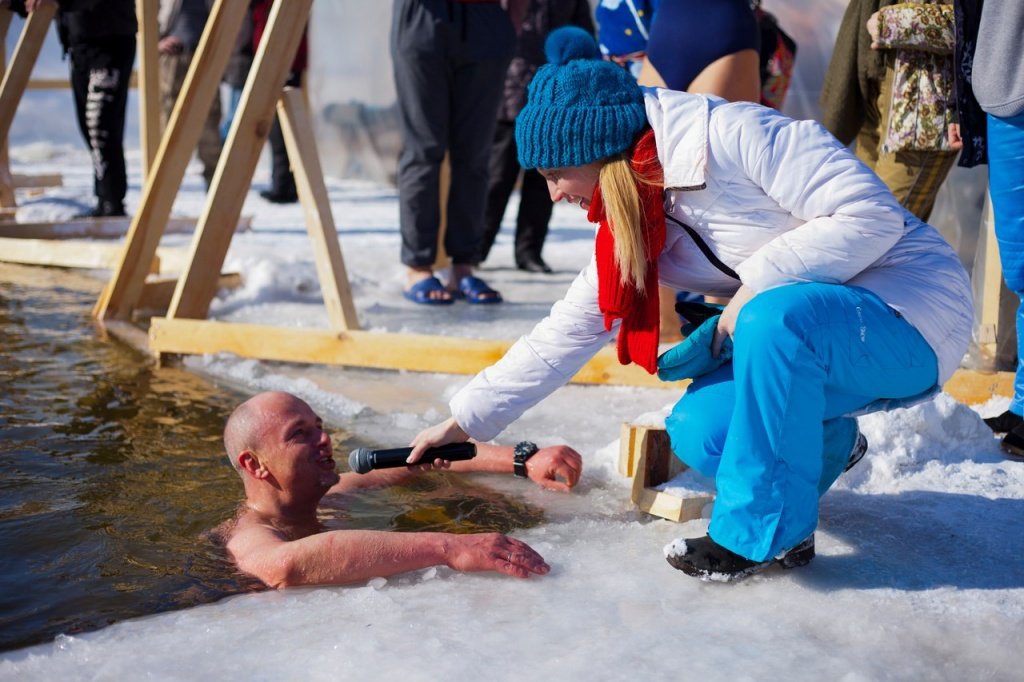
[451,89,974,442]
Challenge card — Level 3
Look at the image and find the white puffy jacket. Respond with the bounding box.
[451,89,974,442]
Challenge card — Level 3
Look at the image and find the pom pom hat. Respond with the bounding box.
[516,27,647,170]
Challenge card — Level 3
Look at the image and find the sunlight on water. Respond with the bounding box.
[0,264,543,653]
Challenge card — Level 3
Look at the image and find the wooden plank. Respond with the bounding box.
[136,273,242,312]
[975,194,1002,354]
[94,0,250,321]
[277,88,360,331]
[0,236,184,273]
[25,72,139,90]
[147,317,682,388]
[944,368,1014,405]
[136,0,161,178]
[11,173,62,189]
[0,3,56,208]
[0,215,251,240]
[627,424,707,523]
[0,11,11,209]
[167,0,313,321]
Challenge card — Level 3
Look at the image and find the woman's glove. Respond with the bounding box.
[656,314,733,382]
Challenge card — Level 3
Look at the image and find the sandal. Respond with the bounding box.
[403,275,454,305]
[455,275,503,304]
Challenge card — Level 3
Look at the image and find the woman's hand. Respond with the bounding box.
[407,417,469,464]
[713,285,755,357]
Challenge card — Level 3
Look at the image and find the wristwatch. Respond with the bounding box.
[513,441,539,478]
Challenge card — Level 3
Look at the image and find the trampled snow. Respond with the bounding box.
[1,137,1022,682]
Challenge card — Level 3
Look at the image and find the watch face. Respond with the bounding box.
[514,441,538,460]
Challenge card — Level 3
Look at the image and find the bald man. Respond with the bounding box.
[221,391,582,588]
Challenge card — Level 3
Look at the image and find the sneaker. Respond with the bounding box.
[664,533,815,582]
[1000,422,1024,459]
[844,431,868,472]
[985,410,1024,435]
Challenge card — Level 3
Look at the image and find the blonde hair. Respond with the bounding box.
[598,152,663,294]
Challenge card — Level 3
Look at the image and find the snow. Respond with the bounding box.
[1,139,1023,682]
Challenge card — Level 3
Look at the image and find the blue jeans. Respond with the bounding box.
[988,112,1024,415]
[665,283,937,561]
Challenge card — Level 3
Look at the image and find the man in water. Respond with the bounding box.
[222,391,582,588]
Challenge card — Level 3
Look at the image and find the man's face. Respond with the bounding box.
[259,395,340,493]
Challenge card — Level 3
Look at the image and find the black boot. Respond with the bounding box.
[985,410,1024,435]
[665,533,815,582]
[76,200,126,218]
[844,431,868,472]
[1000,422,1024,459]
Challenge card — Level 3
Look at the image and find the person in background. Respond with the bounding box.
[158,0,222,189]
[221,391,581,587]
[391,0,526,305]
[219,4,252,142]
[821,0,957,223]
[409,27,972,582]
[251,0,304,204]
[7,0,136,217]
[633,0,761,339]
[479,0,595,275]
[596,0,658,80]
[948,0,1024,456]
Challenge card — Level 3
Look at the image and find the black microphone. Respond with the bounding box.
[347,442,477,474]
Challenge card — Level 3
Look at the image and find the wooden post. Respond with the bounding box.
[0,11,12,209]
[974,194,1002,363]
[136,0,161,179]
[277,87,360,331]
[0,4,56,208]
[94,0,249,321]
[166,0,311,320]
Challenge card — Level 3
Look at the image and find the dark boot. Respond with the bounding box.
[985,410,1023,434]
[665,533,815,582]
[76,200,126,218]
[844,431,869,472]
[1000,422,1024,459]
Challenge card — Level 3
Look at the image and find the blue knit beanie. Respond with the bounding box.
[516,26,647,170]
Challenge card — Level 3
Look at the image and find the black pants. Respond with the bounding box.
[68,36,135,207]
[267,70,303,196]
[480,120,553,264]
[390,0,515,267]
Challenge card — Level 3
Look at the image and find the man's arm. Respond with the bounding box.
[329,442,582,494]
[227,520,549,589]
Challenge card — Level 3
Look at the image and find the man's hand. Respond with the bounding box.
[713,285,755,357]
[948,122,964,151]
[525,445,582,492]
[408,417,469,464]
[25,0,56,12]
[866,11,881,49]
[158,35,184,55]
[445,532,549,578]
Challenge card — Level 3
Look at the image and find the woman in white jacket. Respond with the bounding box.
[410,27,973,581]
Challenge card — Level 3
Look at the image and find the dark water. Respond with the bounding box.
[0,264,542,653]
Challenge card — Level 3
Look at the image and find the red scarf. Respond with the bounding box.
[586,129,665,374]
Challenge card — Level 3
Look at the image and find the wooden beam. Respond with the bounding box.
[94,0,250,321]
[136,0,161,178]
[0,236,186,273]
[0,215,250,240]
[11,172,62,189]
[277,88,360,331]
[136,273,242,313]
[167,0,313,321]
[147,317,682,388]
[0,3,56,208]
[0,11,11,209]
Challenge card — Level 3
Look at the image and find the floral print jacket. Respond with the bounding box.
[874,1,954,153]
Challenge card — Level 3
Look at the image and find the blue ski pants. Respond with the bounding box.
[665,283,937,561]
[987,112,1024,415]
